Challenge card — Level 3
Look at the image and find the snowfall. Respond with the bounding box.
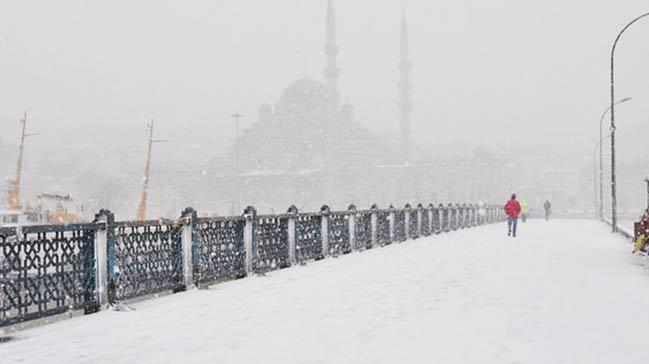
[3,220,649,364]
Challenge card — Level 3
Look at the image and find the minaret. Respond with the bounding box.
[399,10,412,164]
[323,0,340,206]
[324,0,339,102]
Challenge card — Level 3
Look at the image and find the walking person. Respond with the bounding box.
[504,194,521,237]
[520,198,529,223]
[543,200,552,221]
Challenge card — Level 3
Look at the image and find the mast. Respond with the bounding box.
[136,120,155,220]
[7,112,29,210]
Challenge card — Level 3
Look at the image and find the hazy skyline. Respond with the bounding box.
[2,0,649,186]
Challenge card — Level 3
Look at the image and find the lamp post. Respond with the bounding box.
[593,134,611,219]
[645,178,649,210]
[610,12,649,232]
[599,97,631,220]
[232,113,243,214]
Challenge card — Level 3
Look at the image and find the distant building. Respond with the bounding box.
[205,1,512,213]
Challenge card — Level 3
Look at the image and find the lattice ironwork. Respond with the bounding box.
[449,205,458,231]
[354,211,372,249]
[420,207,431,237]
[193,217,246,284]
[113,221,183,301]
[327,212,351,255]
[408,209,419,239]
[394,210,407,242]
[432,206,441,234]
[441,205,450,232]
[457,205,465,229]
[462,205,470,228]
[254,215,290,272]
[471,205,478,226]
[295,213,323,262]
[1,224,96,327]
[375,210,391,245]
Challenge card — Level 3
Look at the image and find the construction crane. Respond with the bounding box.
[136,120,167,220]
[6,112,38,211]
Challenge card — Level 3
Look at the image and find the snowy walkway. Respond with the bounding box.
[3,220,649,364]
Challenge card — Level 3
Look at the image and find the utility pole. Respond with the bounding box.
[232,113,243,214]
[136,120,167,220]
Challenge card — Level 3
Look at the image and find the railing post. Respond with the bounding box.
[389,205,396,243]
[416,204,423,237]
[428,203,435,234]
[320,205,330,256]
[180,207,197,291]
[287,205,298,265]
[461,203,467,228]
[92,209,114,309]
[243,206,256,275]
[348,204,357,251]
[370,204,378,248]
[404,203,411,240]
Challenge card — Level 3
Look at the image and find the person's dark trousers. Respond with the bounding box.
[508,217,518,237]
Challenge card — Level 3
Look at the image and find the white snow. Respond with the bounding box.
[3,220,649,364]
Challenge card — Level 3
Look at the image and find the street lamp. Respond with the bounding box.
[598,97,631,220]
[232,113,243,214]
[593,133,611,219]
[645,178,649,211]
[610,12,649,233]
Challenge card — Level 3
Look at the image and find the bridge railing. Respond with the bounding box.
[0,202,505,327]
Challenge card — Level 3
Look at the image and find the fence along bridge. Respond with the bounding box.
[3,217,648,364]
[0,203,504,327]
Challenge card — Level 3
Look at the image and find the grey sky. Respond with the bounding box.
[1,0,649,162]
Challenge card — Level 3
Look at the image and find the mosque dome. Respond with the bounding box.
[277,78,330,118]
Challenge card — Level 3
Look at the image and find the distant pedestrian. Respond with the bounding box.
[504,194,521,237]
[520,199,529,223]
[543,200,552,221]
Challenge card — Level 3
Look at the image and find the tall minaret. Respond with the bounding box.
[399,10,412,164]
[323,0,340,206]
[324,0,340,101]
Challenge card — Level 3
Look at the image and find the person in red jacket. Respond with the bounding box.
[504,193,522,237]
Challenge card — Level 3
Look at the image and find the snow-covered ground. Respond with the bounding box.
[3,220,649,364]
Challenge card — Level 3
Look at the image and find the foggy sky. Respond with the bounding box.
[2,0,649,164]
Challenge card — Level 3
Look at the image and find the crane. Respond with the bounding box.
[7,112,38,211]
[136,120,166,220]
